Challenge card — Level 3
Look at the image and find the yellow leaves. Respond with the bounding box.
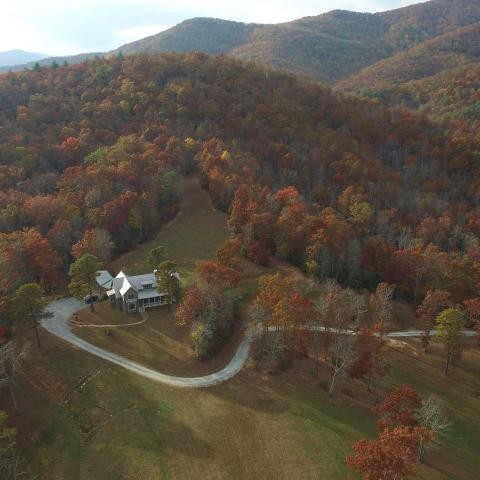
[349,201,374,226]
[220,150,231,162]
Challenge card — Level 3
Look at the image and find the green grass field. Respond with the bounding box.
[110,176,230,282]
[5,177,480,480]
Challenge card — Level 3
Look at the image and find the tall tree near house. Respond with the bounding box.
[0,342,28,415]
[68,254,102,312]
[11,283,50,349]
[156,260,180,311]
[347,426,430,480]
[174,285,204,326]
[435,308,466,375]
[417,289,451,353]
[147,245,166,270]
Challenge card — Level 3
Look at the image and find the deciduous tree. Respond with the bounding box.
[11,283,49,348]
[417,289,451,353]
[71,228,114,264]
[435,308,466,375]
[0,342,28,415]
[68,254,102,312]
[347,427,430,480]
[156,260,180,311]
[147,245,166,270]
[374,385,422,431]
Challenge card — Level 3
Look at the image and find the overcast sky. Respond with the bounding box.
[2,0,421,56]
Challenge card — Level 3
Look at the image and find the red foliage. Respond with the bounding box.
[374,385,422,431]
[347,427,430,480]
[195,260,240,290]
[247,240,270,266]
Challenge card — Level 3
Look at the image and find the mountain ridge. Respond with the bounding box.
[1,0,479,87]
[0,49,48,67]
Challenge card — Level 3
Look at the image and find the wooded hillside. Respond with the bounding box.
[0,53,479,318]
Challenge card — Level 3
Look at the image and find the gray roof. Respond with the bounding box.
[96,270,114,289]
[100,270,180,301]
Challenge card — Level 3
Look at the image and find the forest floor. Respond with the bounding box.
[3,177,480,480]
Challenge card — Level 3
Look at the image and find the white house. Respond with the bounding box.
[96,270,179,314]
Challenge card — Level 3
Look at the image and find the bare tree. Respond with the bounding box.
[417,396,450,461]
[328,332,355,395]
[345,288,367,328]
[327,288,358,395]
[0,342,28,416]
[370,283,395,337]
[248,302,268,357]
[312,279,341,377]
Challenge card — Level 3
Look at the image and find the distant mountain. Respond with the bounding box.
[339,22,480,91]
[0,51,103,73]
[0,49,48,67]
[113,18,258,56]
[2,0,480,85]
[112,0,480,83]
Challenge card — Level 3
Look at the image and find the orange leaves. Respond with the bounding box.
[195,260,240,291]
[0,228,62,289]
[347,427,430,480]
[255,273,314,332]
[348,385,432,479]
[174,285,204,326]
[60,136,79,151]
[71,228,115,264]
[374,385,422,431]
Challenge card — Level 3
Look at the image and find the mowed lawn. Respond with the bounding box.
[5,177,480,480]
[110,176,230,282]
[72,302,246,377]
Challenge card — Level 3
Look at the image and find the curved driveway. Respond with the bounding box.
[43,298,476,388]
[43,298,252,388]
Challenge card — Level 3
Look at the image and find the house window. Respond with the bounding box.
[143,284,153,289]
[128,303,136,311]
[127,293,135,300]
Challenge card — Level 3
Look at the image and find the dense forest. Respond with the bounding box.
[0,53,479,326]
